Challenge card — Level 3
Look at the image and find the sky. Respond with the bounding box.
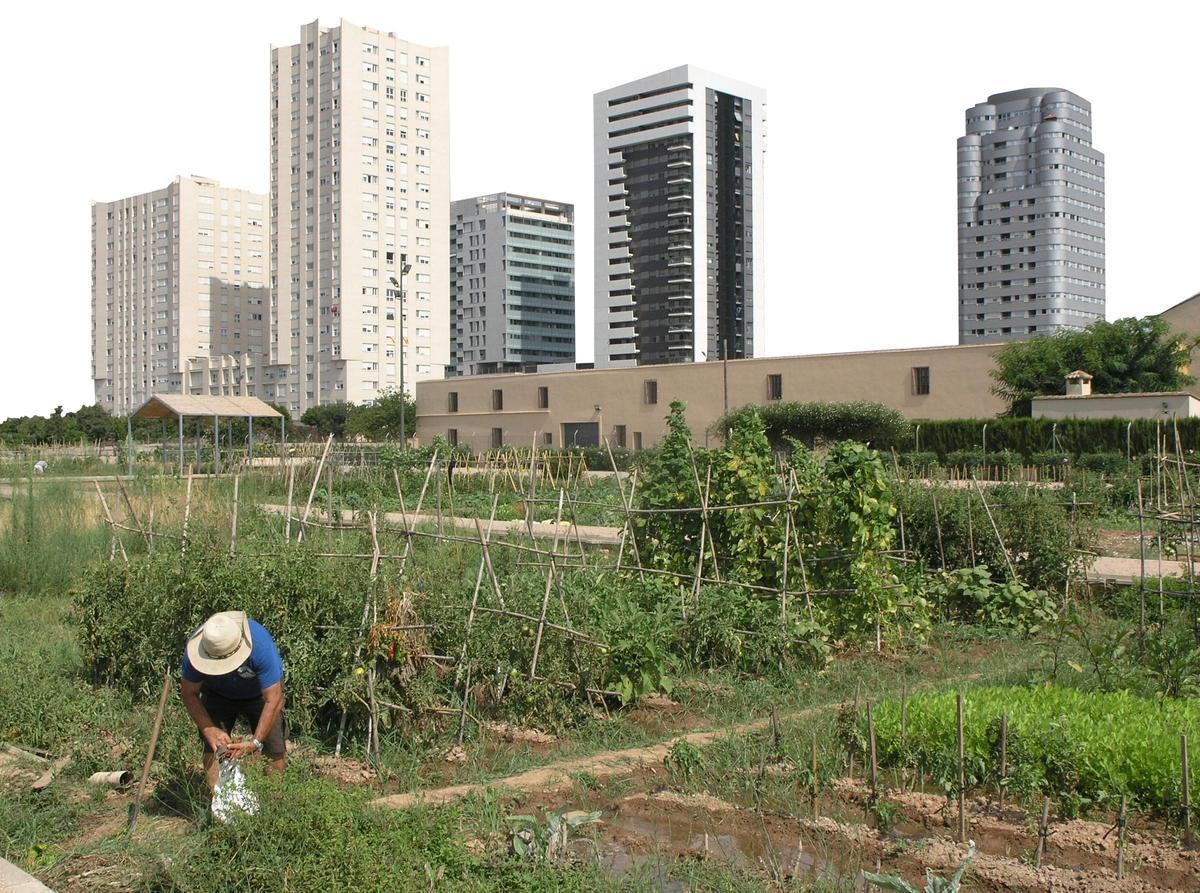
[1,0,1197,418]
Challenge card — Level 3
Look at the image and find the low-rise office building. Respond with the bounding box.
[416,343,1005,450]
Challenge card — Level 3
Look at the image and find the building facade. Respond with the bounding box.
[450,193,574,376]
[91,176,271,413]
[268,19,450,413]
[958,88,1105,344]
[593,66,765,368]
[417,343,1005,451]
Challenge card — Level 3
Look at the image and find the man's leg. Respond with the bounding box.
[239,697,288,774]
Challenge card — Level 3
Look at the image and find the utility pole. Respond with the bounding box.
[391,254,413,447]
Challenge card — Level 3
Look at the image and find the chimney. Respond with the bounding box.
[1065,370,1093,397]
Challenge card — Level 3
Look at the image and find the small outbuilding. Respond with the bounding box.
[131,394,285,475]
[1032,373,1200,421]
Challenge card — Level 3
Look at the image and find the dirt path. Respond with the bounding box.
[370,701,837,811]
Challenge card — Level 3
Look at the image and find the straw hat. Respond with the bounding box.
[186,611,252,675]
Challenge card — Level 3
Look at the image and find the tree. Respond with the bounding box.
[343,389,415,441]
[991,316,1197,416]
[300,402,353,437]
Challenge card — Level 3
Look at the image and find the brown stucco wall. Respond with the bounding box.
[416,343,1006,450]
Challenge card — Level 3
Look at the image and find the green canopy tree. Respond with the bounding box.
[300,402,354,437]
[344,389,415,441]
[991,316,1197,416]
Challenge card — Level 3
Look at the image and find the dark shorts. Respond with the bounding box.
[199,689,288,757]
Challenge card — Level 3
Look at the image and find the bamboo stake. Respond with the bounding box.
[456,504,500,745]
[182,472,193,555]
[971,475,1018,582]
[126,670,171,840]
[529,491,565,680]
[93,481,128,563]
[229,474,240,558]
[334,509,383,759]
[297,434,334,542]
[114,475,151,548]
[780,479,793,622]
[1137,478,1147,650]
[605,438,645,581]
[284,462,296,542]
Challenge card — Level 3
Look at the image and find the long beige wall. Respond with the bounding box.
[1032,393,1200,420]
[416,343,1005,450]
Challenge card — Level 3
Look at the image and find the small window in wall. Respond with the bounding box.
[912,366,931,395]
[614,425,627,448]
[492,388,504,410]
[643,379,658,405]
[542,432,552,446]
[491,427,503,448]
[447,391,458,412]
[537,386,549,409]
[447,428,458,446]
[633,431,643,451]
[767,374,783,401]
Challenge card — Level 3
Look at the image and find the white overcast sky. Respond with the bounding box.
[1,0,1197,417]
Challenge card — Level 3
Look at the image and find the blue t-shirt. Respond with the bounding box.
[182,618,284,700]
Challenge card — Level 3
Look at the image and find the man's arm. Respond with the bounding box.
[180,678,231,753]
[226,681,284,758]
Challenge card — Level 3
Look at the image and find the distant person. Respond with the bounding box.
[180,611,287,789]
[33,460,47,475]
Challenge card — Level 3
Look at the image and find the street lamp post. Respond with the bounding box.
[389,253,413,446]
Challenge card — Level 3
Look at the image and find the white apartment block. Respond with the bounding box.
[91,175,271,413]
[268,19,450,413]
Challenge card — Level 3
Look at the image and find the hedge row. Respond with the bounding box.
[912,417,1200,460]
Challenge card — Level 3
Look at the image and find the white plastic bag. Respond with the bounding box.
[211,756,259,823]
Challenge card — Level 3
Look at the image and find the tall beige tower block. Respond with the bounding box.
[269,19,451,413]
[91,176,270,413]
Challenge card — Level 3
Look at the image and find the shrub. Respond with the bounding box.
[716,400,911,451]
[899,452,939,473]
[1029,450,1067,468]
[1076,451,1128,474]
[945,449,985,470]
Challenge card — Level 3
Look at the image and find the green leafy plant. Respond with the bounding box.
[862,842,976,892]
[507,807,601,863]
[664,739,705,783]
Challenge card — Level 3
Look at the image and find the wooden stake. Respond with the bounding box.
[1116,794,1127,880]
[811,732,820,820]
[957,692,967,843]
[999,713,1008,809]
[1035,796,1051,868]
[1184,733,1193,846]
[127,670,172,840]
[972,475,1018,582]
[457,505,500,745]
[867,700,878,801]
[115,474,151,549]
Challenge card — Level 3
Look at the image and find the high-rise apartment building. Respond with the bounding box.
[593,66,765,368]
[91,175,270,413]
[450,193,574,376]
[268,19,450,413]
[957,89,1105,344]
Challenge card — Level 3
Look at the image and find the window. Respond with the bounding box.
[767,374,783,401]
[543,432,553,447]
[491,427,503,449]
[614,425,627,449]
[912,366,931,396]
[492,388,504,411]
[447,428,458,446]
[537,386,549,409]
[643,379,658,405]
[633,431,643,451]
[447,391,458,413]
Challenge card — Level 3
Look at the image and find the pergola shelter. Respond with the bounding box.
[131,394,285,476]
